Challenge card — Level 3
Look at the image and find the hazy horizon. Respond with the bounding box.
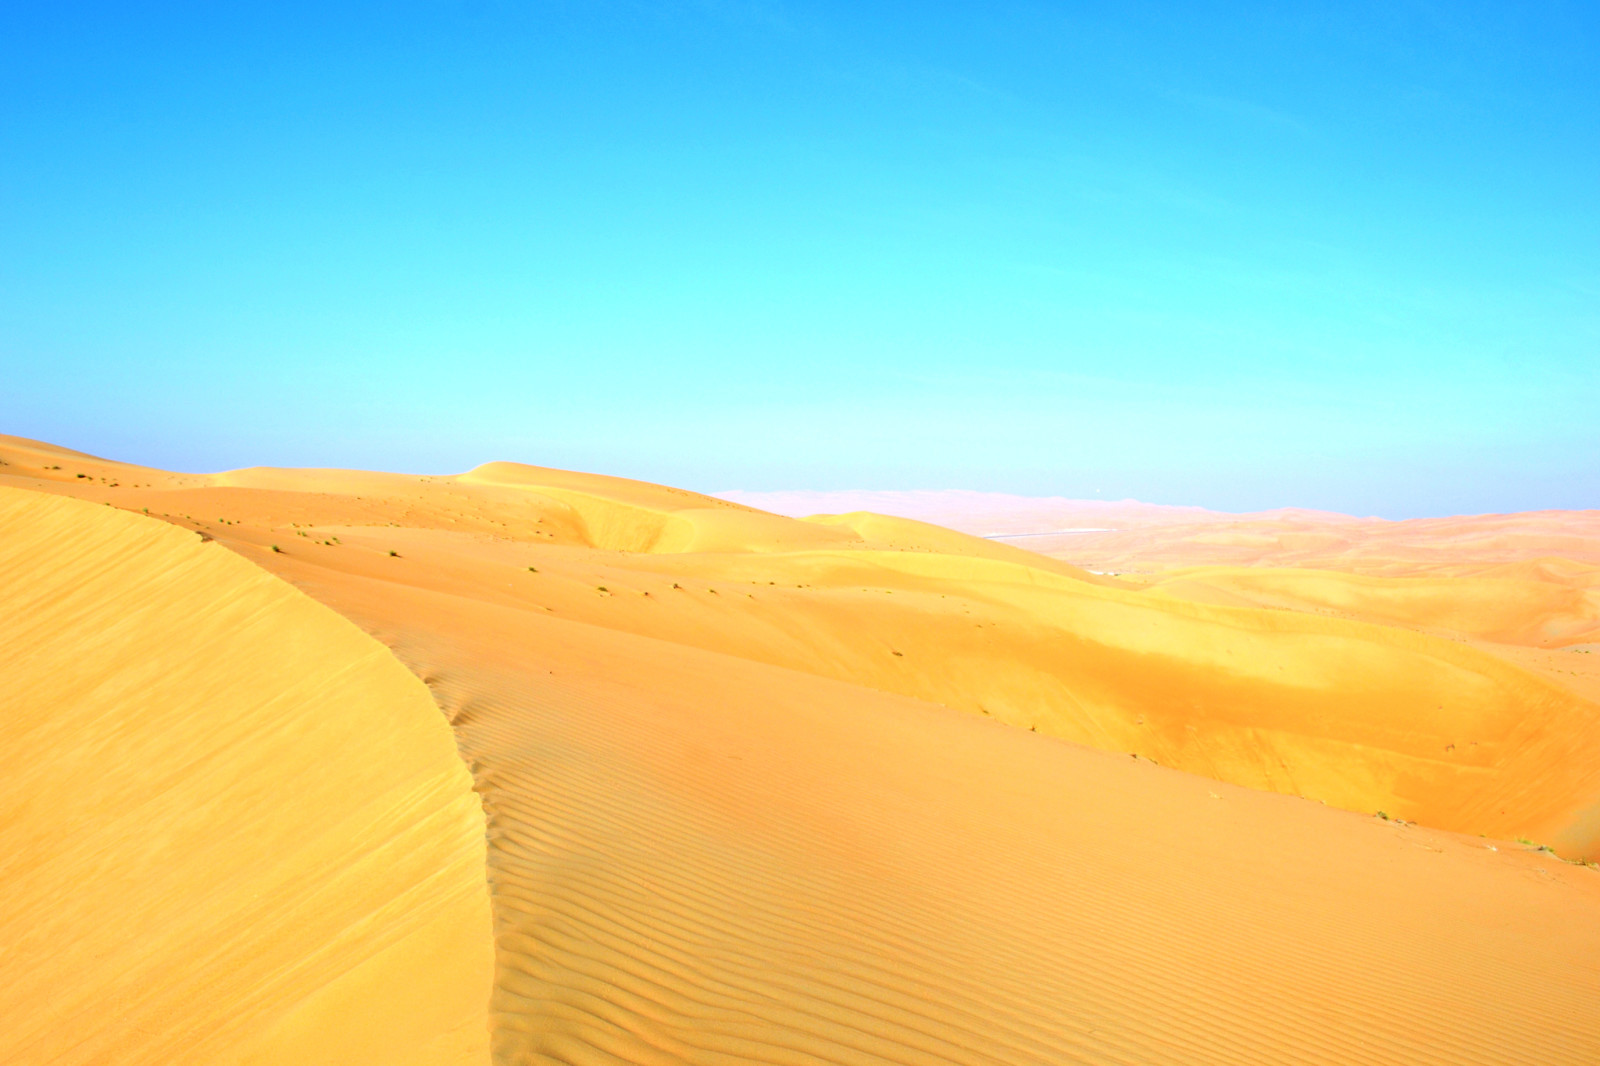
[3,2,1596,519]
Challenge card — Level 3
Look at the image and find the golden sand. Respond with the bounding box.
[5,436,1599,1064]
[0,487,491,1065]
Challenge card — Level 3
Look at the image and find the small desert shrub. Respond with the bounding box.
[271,545,282,553]
[527,566,538,572]
[1377,811,1389,820]
[388,550,399,557]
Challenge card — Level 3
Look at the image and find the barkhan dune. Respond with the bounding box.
[4,435,1600,1065]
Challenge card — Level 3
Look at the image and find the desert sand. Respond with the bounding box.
[728,490,1600,703]
[0,486,491,1066]
[5,435,1600,1064]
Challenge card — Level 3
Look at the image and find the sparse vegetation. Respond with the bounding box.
[527,566,538,572]
[388,550,399,557]
[1377,811,1389,820]
[270,545,282,553]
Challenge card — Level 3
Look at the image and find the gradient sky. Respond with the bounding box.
[2,2,1596,517]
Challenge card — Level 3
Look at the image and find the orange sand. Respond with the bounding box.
[5,437,1600,1064]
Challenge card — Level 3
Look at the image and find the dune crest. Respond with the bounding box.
[0,486,491,1066]
[6,439,1600,1063]
[5,437,1599,853]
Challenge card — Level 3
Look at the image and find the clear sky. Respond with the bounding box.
[2,2,1595,517]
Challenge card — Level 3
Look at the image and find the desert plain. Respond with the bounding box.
[3,433,1599,1065]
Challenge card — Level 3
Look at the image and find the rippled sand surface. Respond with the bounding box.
[6,437,1599,1064]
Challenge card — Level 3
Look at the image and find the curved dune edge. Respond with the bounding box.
[5,446,1600,1062]
[290,564,1600,1066]
[0,487,492,1066]
[3,438,1599,857]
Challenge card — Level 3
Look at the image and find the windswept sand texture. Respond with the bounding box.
[0,487,491,1065]
[5,437,1600,1064]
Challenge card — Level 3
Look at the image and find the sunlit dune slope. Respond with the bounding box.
[8,438,1600,1063]
[1147,564,1600,646]
[729,490,1600,636]
[732,486,1600,739]
[1060,513,1600,663]
[5,436,1600,858]
[0,486,491,1066]
[281,567,1600,1066]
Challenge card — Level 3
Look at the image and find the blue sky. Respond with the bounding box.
[2,1,1595,516]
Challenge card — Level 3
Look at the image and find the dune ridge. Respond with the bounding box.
[4,437,1599,852]
[0,486,492,1065]
[306,574,1600,1066]
[6,438,1600,1063]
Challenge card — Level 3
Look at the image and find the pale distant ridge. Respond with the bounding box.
[715,488,1600,569]
[716,487,1219,536]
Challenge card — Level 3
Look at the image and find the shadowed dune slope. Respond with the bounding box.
[0,487,491,1066]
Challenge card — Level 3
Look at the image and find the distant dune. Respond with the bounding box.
[719,487,1600,571]
[716,488,1222,537]
[5,437,1600,1064]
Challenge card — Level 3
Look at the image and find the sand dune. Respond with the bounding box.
[6,437,1600,853]
[0,487,491,1065]
[6,437,1600,1063]
[725,486,1600,734]
[1147,565,1600,646]
[285,568,1600,1066]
